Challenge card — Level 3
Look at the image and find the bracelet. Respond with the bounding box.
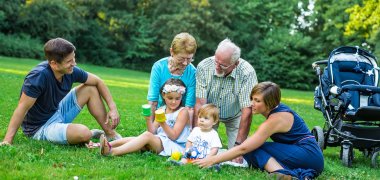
[234,141,241,145]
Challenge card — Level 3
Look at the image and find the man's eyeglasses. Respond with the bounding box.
[214,60,235,70]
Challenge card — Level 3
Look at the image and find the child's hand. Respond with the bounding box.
[85,141,100,149]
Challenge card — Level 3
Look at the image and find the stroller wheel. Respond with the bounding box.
[341,141,353,167]
[311,126,324,150]
[371,149,380,168]
[362,149,373,158]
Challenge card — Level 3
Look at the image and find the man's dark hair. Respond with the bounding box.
[44,38,76,63]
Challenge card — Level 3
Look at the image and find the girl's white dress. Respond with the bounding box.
[155,106,190,156]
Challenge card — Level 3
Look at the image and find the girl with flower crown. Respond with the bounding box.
[100,78,191,156]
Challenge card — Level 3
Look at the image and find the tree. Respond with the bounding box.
[303,0,363,56]
[65,0,122,67]
[345,0,380,57]
[253,28,317,90]
[15,0,82,42]
[227,0,318,89]
[141,0,233,63]
[0,0,23,34]
[229,0,299,60]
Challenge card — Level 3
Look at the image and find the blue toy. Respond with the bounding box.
[185,146,200,159]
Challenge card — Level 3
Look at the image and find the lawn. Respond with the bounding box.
[0,56,379,179]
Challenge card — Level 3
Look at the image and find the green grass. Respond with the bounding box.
[0,56,379,179]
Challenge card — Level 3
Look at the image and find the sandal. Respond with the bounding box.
[100,134,112,156]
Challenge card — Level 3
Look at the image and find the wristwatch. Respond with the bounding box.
[234,141,241,145]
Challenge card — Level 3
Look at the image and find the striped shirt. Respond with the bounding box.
[196,56,258,119]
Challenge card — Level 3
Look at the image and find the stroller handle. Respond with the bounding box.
[312,60,328,75]
[312,59,328,69]
[340,84,380,94]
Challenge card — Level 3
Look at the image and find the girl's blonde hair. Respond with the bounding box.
[198,104,219,123]
[250,81,281,110]
[171,32,197,55]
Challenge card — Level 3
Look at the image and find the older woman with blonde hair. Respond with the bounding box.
[147,32,197,131]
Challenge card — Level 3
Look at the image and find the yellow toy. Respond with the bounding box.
[171,151,182,161]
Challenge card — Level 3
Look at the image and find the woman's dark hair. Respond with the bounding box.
[250,81,281,110]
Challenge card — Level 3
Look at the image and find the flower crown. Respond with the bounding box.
[162,84,186,94]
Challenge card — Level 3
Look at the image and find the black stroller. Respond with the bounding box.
[312,46,380,167]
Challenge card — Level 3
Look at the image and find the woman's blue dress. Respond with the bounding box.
[243,103,324,179]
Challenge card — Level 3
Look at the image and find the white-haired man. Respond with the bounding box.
[194,38,257,162]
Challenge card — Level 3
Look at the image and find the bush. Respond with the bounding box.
[0,33,44,59]
[0,0,23,33]
[252,29,320,90]
[74,20,122,67]
[15,0,81,42]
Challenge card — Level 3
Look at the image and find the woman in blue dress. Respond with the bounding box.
[194,81,324,179]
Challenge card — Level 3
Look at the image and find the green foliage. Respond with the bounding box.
[345,0,380,57]
[345,0,380,38]
[121,15,157,70]
[0,33,44,59]
[74,20,121,67]
[0,0,23,33]
[253,28,317,90]
[305,0,364,56]
[227,0,315,89]
[1,57,380,179]
[141,0,233,63]
[63,0,121,67]
[229,0,299,55]
[1,0,380,90]
[15,0,82,42]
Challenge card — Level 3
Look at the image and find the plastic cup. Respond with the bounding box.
[155,109,166,122]
[141,104,151,116]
